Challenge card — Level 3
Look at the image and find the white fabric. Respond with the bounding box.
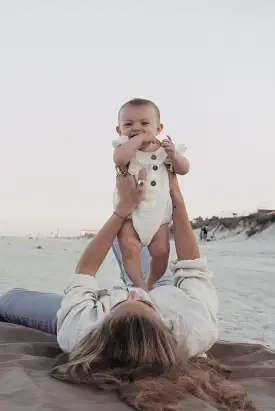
[112,135,129,149]
[113,134,186,245]
[57,258,218,358]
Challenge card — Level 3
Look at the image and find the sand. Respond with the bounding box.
[0,226,274,348]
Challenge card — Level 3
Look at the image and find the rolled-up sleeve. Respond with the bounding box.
[170,258,218,356]
[56,274,103,353]
[171,257,218,316]
[112,135,129,149]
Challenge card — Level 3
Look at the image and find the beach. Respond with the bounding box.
[0,227,274,349]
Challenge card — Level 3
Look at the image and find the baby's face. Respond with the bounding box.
[117,104,163,138]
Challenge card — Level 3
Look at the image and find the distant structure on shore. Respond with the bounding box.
[79,229,97,238]
[170,208,275,239]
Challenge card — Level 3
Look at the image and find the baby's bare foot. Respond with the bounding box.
[146,279,157,291]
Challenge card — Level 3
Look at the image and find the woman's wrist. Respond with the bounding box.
[115,203,134,219]
[113,211,128,221]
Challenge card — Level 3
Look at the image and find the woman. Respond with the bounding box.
[52,169,254,411]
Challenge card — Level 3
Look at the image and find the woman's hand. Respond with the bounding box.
[76,169,147,276]
[116,169,147,218]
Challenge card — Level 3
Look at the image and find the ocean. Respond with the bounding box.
[0,227,274,348]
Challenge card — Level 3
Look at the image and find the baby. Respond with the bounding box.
[113,98,189,290]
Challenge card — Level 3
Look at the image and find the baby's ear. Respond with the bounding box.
[157,123,164,135]
[116,126,121,135]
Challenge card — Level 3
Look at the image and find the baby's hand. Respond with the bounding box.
[138,132,160,152]
[162,135,176,158]
[139,132,158,144]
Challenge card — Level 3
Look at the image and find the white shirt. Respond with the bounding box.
[57,258,218,358]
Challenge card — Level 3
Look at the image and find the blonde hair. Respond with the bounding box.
[52,312,255,411]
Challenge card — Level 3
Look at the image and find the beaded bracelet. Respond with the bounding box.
[113,211,128,221]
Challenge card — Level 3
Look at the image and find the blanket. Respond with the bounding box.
[0,321,274,411]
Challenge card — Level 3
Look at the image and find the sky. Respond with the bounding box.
[0,0,274,236]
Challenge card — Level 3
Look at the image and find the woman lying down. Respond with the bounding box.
[0,170,255,411]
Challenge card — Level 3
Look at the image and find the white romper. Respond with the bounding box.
[113,135,186,246]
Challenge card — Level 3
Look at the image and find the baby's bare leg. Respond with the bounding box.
[117,220,146,290]
[147,224,170,289]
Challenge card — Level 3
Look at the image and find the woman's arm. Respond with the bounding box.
[169,173,200,260]
[169,174,218,355]
[168,173,218,356]
[75,212,127,275]
[76,170,147,276]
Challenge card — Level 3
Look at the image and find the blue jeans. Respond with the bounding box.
[112,237,172,287]
[0,239,173,335]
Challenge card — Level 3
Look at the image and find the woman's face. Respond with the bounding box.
[110,291,158,318]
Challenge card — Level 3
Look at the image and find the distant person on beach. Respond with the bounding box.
[200,226,208,241]
[112,98,190,290]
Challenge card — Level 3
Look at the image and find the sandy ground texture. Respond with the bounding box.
[0,225,274,348]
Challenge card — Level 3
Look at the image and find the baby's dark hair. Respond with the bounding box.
[118,98,160,121]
